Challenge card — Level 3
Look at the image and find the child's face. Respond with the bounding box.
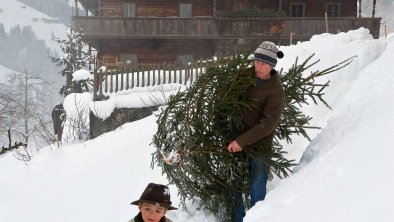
[138,202,167,222]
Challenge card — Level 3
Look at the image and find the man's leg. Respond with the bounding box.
[249,158,268,206]
[232,190,246,222]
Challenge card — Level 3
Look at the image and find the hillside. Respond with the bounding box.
[1,28,393,222]
[0,0,67,52]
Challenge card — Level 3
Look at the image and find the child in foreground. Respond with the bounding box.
[129,183,177,222]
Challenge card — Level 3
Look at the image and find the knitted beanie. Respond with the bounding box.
[253,41,284,68]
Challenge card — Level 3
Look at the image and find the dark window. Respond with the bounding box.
[120,53,138,66]
[179,3,192,17]
[123,3,136,17]
[178,55,193,65]
[290,3,305,17]
[326,3,341,17]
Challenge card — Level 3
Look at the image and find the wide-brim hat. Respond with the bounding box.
[131,183,177,210]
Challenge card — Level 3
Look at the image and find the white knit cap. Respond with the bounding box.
[253,41,283,68]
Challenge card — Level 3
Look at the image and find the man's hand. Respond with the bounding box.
[227,140,243,153]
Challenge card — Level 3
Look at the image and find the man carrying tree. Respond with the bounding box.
[227,41,285,222]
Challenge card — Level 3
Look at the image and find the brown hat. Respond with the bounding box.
[131,183,177,210]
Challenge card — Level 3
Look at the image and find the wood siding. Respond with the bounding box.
[75,17,380,39]
[84,0,375,66]
[100,0,358,18]
[101,0,214,17]
[282,0,358,17]
[98,39,214,65]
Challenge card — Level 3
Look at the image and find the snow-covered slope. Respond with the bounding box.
[1,29,394,222]
[0,0,67,52]
[245,31,394,222]
[0,64,18,83]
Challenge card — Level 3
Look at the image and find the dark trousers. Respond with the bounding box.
[233,158,268,222]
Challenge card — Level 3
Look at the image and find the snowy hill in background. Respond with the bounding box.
[0,64,18,83]
[1,28,393,222]
[0,0,67,52]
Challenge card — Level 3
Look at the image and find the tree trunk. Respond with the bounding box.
[75,0,79,16]
[372,0,377,17]
[23,74,28,143]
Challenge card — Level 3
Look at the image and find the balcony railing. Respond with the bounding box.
[74,16,381,40]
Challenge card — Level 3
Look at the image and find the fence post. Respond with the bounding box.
[325,12,329,33]
[126,66,130,90]
[188,64,193,84]
[158,65,161,85]
[147,68,151,86]
[152,68,156,86]
[93,68,98,101]
[130,69,135,88]
[290,32,295,45]
[120,66,124,91]
[115,67,119,92]
[168,64,172,83]
[135,69,140,87]
[104,70,108,93]
[384,24,387,38]
[142,69,145,87]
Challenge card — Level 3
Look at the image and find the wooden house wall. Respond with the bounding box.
[100,0,214,17]
[99,39,215,65]
[282,0,357,17]
[100,0,357,18]
[94,0,361,66]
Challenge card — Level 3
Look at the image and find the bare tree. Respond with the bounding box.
[0,130,28,160]
[0,82,19,146]
[5,72,52,144]
[61,96,90,143]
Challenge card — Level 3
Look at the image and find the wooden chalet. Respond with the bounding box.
[74,0,381,68]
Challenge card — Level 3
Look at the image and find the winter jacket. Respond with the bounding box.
[236,70,284,149]
[128,212,173,222]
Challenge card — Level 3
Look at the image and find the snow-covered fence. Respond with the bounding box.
[93,62,206,101]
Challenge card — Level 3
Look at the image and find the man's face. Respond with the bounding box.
[138,202,167,222]
[254,60,273,80]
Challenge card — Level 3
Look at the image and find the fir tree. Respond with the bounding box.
[152,53,354,221]
[49,24,91,97]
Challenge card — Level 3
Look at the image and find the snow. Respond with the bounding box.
[1,0,394,220]
[244,31,394,222]
[1,28,393,222]
[0,0,67,52]
[90,83,186,120]
[72,69,91,81]
[0,64,18,83]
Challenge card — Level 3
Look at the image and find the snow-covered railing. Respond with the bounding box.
[93,62,206,101]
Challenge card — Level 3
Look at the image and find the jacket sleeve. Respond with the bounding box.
[236,90,284,148]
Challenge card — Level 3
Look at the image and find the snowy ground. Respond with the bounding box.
[1,28,394,222]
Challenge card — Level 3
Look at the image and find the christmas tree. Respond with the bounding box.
[152,52,354,221]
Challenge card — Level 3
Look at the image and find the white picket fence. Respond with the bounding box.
[93,63,206,100]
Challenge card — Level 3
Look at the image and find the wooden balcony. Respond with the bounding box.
[73,16,381,41]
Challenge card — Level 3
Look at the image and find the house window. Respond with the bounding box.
[326,3,341,17]
[123,3,136,17]
[290,3,305,17]
[120,53,138,66]
[179,3,192,17]
[178,55,193,65]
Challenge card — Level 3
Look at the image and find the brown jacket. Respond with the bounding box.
[236,71,284,148]
[128,213,173,222]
